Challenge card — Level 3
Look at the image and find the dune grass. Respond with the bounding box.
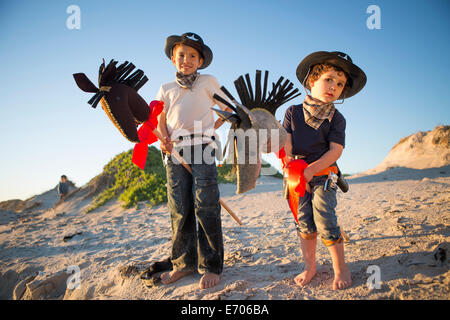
[85,146,241,212]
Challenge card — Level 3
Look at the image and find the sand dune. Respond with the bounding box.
[358,125,449,176]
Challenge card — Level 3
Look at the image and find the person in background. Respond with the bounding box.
[57,175,69,201]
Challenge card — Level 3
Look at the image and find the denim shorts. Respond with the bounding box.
[295,175,341,243]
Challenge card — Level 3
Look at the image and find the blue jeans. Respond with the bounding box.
[295,176,341,243]
[165,144,223,275]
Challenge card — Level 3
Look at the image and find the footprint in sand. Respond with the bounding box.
[224,246,259,265]
[203,280,252,300]
[397,217,411,224]
[396,216,415,232]
[362,216,380,223]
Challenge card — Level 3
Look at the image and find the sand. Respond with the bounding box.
[0,164,449,300]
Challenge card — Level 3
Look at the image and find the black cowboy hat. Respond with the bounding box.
[296,51,367,99]
[164,32,213,69]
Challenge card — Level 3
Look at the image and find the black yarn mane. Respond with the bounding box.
[88,59,148,108]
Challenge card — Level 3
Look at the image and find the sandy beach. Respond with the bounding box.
[2,0,450,305]
[1,164,448,300]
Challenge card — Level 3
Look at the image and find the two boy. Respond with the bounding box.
[154,31,366,291]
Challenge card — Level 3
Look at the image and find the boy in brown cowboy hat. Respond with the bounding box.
[282,51,366,290]
[156,32,233,289]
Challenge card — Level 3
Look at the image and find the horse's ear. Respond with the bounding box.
[73,73,98,93]
[211,108,240,125]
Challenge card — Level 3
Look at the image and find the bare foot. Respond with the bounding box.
[160,270,193,285]
[327,241,352,290]
[199,272,221,289]
[295,234,317,287]
[332,267,352,290]
[294,266,317,287]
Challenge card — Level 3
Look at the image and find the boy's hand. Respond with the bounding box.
[282,154,294,167]
[160,136,173,154]
[303,166,314,183]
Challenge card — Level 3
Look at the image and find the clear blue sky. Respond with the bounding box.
[0,0,449,201]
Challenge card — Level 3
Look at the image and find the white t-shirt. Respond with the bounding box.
[156,74,230,146]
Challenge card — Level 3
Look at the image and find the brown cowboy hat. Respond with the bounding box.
[164,32,213,69]
[296,51,367,99]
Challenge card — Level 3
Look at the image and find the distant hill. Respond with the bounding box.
[360,125,449,176]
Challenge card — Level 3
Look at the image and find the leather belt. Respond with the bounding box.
[173,133,215,143]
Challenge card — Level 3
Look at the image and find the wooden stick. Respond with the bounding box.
[170,148,243,226]
[152,129,243,226]
[219,199,242,225]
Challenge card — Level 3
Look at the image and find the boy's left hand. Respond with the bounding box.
[303,167,314,183]
[160,136,173,154]
[282,154,293,168]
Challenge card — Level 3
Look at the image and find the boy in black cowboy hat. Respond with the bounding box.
[282,51,366,290]
[156,32,233,289]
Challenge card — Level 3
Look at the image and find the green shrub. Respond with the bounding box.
[85,146,167,212]
[216,163,236,183]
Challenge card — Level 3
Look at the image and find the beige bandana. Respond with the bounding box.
[302,95,335,130]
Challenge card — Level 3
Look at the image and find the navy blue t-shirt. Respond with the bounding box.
[282,104,346,164]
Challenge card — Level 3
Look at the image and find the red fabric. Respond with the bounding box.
[286,159,308,225]
[132,100,164,169]
[275,146,286,169]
